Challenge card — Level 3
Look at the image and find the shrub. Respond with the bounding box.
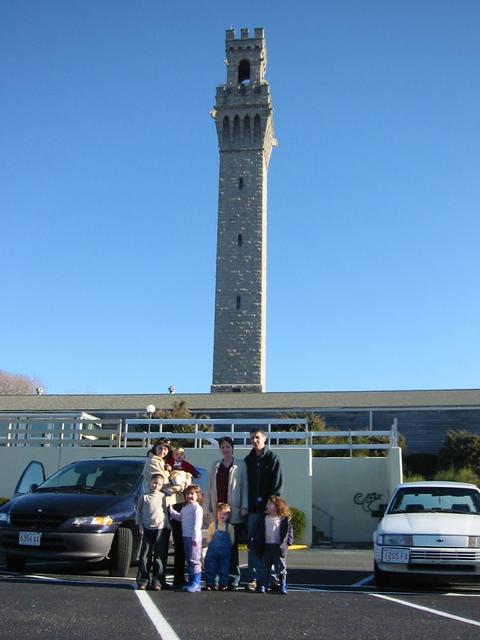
[0,497,9,507]
[403,473,425,483]
[290,506,306,542]
[434,466,480,486]
[438,430,480,473]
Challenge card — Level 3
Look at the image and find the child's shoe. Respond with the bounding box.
[245,579,257,592]
[185,573,202,593]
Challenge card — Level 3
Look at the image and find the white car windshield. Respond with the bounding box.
[388,487,480,515]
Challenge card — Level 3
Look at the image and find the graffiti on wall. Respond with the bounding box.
[354,491,383,513]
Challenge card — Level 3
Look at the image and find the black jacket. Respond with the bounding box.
[244,448,283,513]
[249,515,294,556]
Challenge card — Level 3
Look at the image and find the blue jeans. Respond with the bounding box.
[258,543,287,589]
[183,536,202,576]
[204,527,232,586]
[247,513,262,582]
[137,527,170,587]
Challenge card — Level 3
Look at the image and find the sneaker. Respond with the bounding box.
[256,586,266,594]
[227,585,239,591]
[218,585,228,591]
[245,580,257,592]
[269,579,280,592]
[137,584,147,590]
[206,584,216,591]
[152,584,161,592]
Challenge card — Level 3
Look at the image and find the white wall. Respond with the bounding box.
[0,446,403,543]
[312,448,402,543]
[0,445,313,545]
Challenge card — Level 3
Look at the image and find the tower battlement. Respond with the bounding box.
[225,27,264,41]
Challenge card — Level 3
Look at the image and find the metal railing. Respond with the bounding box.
[0,415,399,454]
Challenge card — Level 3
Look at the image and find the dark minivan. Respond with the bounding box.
[0,457,145,576]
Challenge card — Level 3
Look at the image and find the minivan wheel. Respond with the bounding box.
[109,526,133,577]
[6,555,26,572]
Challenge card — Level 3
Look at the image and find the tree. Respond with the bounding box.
[153,400,212,447]
[0,369,43,395]
[438,430,480,474]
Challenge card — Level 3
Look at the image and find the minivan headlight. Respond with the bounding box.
[377,534,413,546]
[72,516,113,526]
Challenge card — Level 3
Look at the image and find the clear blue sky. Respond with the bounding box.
[1,1,478,394]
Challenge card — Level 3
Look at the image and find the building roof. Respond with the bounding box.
[0,388,479,415]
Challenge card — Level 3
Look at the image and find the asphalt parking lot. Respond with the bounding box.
[1,549,480,639]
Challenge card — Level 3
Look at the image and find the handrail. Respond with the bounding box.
[0,415,399,452]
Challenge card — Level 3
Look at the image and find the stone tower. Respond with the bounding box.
[211,28,275,393]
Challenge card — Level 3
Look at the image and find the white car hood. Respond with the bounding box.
[381,513,480,536]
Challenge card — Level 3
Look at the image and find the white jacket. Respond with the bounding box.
[204,458,248,524]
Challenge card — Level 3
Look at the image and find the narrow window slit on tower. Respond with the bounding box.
[236,295,241,310]
[238,177,243,189]
[238,233,243,246]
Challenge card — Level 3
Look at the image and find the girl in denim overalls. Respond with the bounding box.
[204,503,235,590]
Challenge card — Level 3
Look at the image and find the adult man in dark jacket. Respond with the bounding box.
[244,428,283,591]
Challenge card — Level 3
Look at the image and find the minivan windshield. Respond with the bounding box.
[388,487,480,515]
[35,460,144,497]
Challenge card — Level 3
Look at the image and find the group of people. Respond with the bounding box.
[135,428,293,594]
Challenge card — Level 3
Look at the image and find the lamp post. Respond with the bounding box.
[146,404,156,446]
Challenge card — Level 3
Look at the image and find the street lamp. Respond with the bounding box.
[146,404,156,446]
[146,404,156,418]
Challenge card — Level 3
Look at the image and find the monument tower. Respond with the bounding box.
[211,28,275,393]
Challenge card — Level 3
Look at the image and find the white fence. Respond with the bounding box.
[0,415,399,455]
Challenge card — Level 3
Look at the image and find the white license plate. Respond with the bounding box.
[19,531,41,546]
[382,547,410,563]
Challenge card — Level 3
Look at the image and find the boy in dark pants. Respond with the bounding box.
[136,474,170,590]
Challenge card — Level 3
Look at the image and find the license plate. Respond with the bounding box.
[19,531,41,546]
[382,547,410,563]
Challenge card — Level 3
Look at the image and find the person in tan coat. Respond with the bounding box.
[204,437,248,590]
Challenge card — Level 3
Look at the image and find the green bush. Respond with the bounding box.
[0,497,9,507]
[434,466,480,485]
[403,473,425,483]
[438,430,480,473]
[290,506,306,542]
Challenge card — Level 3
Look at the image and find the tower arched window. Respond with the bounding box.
[243,115,251,145]
[253,114,261,143]
[222,116,230,143]
[238,59,251,84]
[233,116,240,145]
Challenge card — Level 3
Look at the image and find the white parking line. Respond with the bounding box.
[371,593,480,627]
[134,589,181,640]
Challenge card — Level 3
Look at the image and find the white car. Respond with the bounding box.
[373,481,480,586]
